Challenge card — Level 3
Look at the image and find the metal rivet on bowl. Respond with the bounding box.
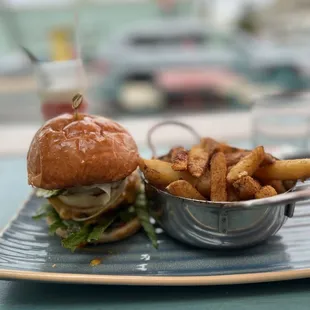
[223,229,227,234]
[222,218,226,223]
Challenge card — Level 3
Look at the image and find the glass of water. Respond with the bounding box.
[252,92,310,156]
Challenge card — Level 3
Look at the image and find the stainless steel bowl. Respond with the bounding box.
[145,181,310,249]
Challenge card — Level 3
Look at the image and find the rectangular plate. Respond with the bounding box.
[1,193,310,286]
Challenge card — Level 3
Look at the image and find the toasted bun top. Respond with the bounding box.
[27,113,139,189]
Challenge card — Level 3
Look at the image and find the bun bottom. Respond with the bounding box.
[46,216,141,244]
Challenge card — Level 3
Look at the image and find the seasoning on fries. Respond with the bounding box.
[187,145,209,178]
[140,135,310,203]
[167,180,205,200]
[210,152,227,202]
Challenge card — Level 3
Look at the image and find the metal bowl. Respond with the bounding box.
[145,181,310,249]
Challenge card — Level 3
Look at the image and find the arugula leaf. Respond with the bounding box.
[87,216,116,242]
[36,188,64,198]
[61,225,92,252]
[134,190,158,249]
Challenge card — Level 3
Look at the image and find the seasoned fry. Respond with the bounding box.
[158,146,183,162]
[188,145,209,178]
[226,151,275,167]
[233,176,261,200]
[227,146,265,184]
[263,180,286,194]
[200,137,220,154]
[255,159,310,181]
[262,153,276,166]
[166,180,205,200]
[139,158,196,188]
[210,152,227,201]
[225,151,249,166]
[227,184,239,202]
[171,148,188,171]
[195,167,211,198]
[255,186,277,199]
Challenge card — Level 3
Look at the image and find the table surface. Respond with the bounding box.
[2,154,310,310]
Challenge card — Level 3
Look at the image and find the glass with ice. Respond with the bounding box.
[35,59,88,121]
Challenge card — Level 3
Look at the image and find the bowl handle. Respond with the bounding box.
[147,120,201,158]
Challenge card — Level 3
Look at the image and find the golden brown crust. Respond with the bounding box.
[27,113,139,189]
[46,216,141,244]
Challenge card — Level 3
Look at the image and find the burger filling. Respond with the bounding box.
[33,176,158,251]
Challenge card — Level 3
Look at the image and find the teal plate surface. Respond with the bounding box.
[1,192,310,286]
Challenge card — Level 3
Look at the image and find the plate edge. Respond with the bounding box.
[0,268,310,286]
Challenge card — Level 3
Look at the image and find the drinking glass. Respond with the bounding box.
[252,92,310,156]
[34,59,88,121]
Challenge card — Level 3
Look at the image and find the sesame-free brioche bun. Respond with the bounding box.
[27,113,139,189]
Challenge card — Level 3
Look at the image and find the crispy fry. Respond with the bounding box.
[225,151,249,166]
[166,180,205,200]
[188,145,209,178]
[200,137,220,154]
[158,146,184,162]
[195,167,211,198]
[210,152,227,201]
[263,180,286,194]
[227,146,265,184]
[255,186,277,199]
[227,184,239,202]
[226,151,275,167]
[139,158,196,188]
[232,176,261,200]
[255,159,310,181]
[171,148,188,171]
[262,153,276,166]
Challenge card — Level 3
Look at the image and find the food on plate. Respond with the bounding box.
[210,152,227,201]
[166,180,205,200]
[140,136,310,202]
[171,147,188,171]
[227,146,265,184]
[262,180,286,194]
[29,94,157,251]
[255,186,277,199]
[187,144,209,178]
[195,168,211,198]
[255,159,310,181]
[232,176,261,200]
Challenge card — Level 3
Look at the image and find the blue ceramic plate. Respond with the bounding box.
[1,192,310,286]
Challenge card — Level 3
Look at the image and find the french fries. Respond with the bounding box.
[141,134,310,202]
[255,159,310,181]
[232,176,261,200]
[262,180,286,194]
[188,145,209,178]
[255,186,277,199]
[171,148,188,171]
[210,152,227,202]
[166,180,205,200]
[227,146,265,184]
[139,158,195,188]
[195,168,211,199]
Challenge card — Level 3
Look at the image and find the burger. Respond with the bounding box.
[28,109,156,251]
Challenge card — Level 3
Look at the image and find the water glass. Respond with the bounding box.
[252,92,310,155]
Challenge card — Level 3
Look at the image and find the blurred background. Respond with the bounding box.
[1,0,310,153]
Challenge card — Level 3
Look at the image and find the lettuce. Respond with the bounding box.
[87,216,116,242]
[134,189,158,249]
